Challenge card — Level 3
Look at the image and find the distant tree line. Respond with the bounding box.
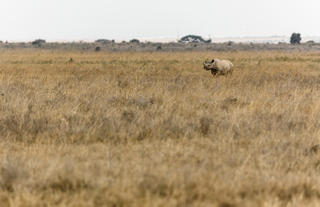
[94,35,211,44]
[3,33,320,50]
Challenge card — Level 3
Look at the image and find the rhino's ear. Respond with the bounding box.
[211,59,215,63]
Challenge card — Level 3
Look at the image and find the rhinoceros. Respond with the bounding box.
[203,58,234,76]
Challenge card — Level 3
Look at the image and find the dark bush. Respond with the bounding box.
[95,46,101,52]
[32,39,46,45]
[179,35,211,43]
[290,33,301,44]
[32,39,46,47]
[227,41,233,46]
[95,39,114,44]
[130,39,140,43]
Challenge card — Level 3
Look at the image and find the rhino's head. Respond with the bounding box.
[203,59,216,70]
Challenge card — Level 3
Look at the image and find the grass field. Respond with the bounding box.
[1,50,320,206]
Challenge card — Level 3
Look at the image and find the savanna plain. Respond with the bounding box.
[1,49,320,207]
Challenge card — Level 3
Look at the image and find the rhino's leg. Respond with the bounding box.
[210,69,218,76]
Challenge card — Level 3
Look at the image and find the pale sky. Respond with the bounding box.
[1,0,319,42]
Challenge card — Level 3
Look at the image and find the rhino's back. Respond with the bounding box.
[216,59,233,70]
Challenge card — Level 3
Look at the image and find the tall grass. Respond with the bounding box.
[0,50,320,206]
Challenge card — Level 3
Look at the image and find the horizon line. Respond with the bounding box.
[2,35,320,43]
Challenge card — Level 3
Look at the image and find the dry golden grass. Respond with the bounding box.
[1,50,320,206]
